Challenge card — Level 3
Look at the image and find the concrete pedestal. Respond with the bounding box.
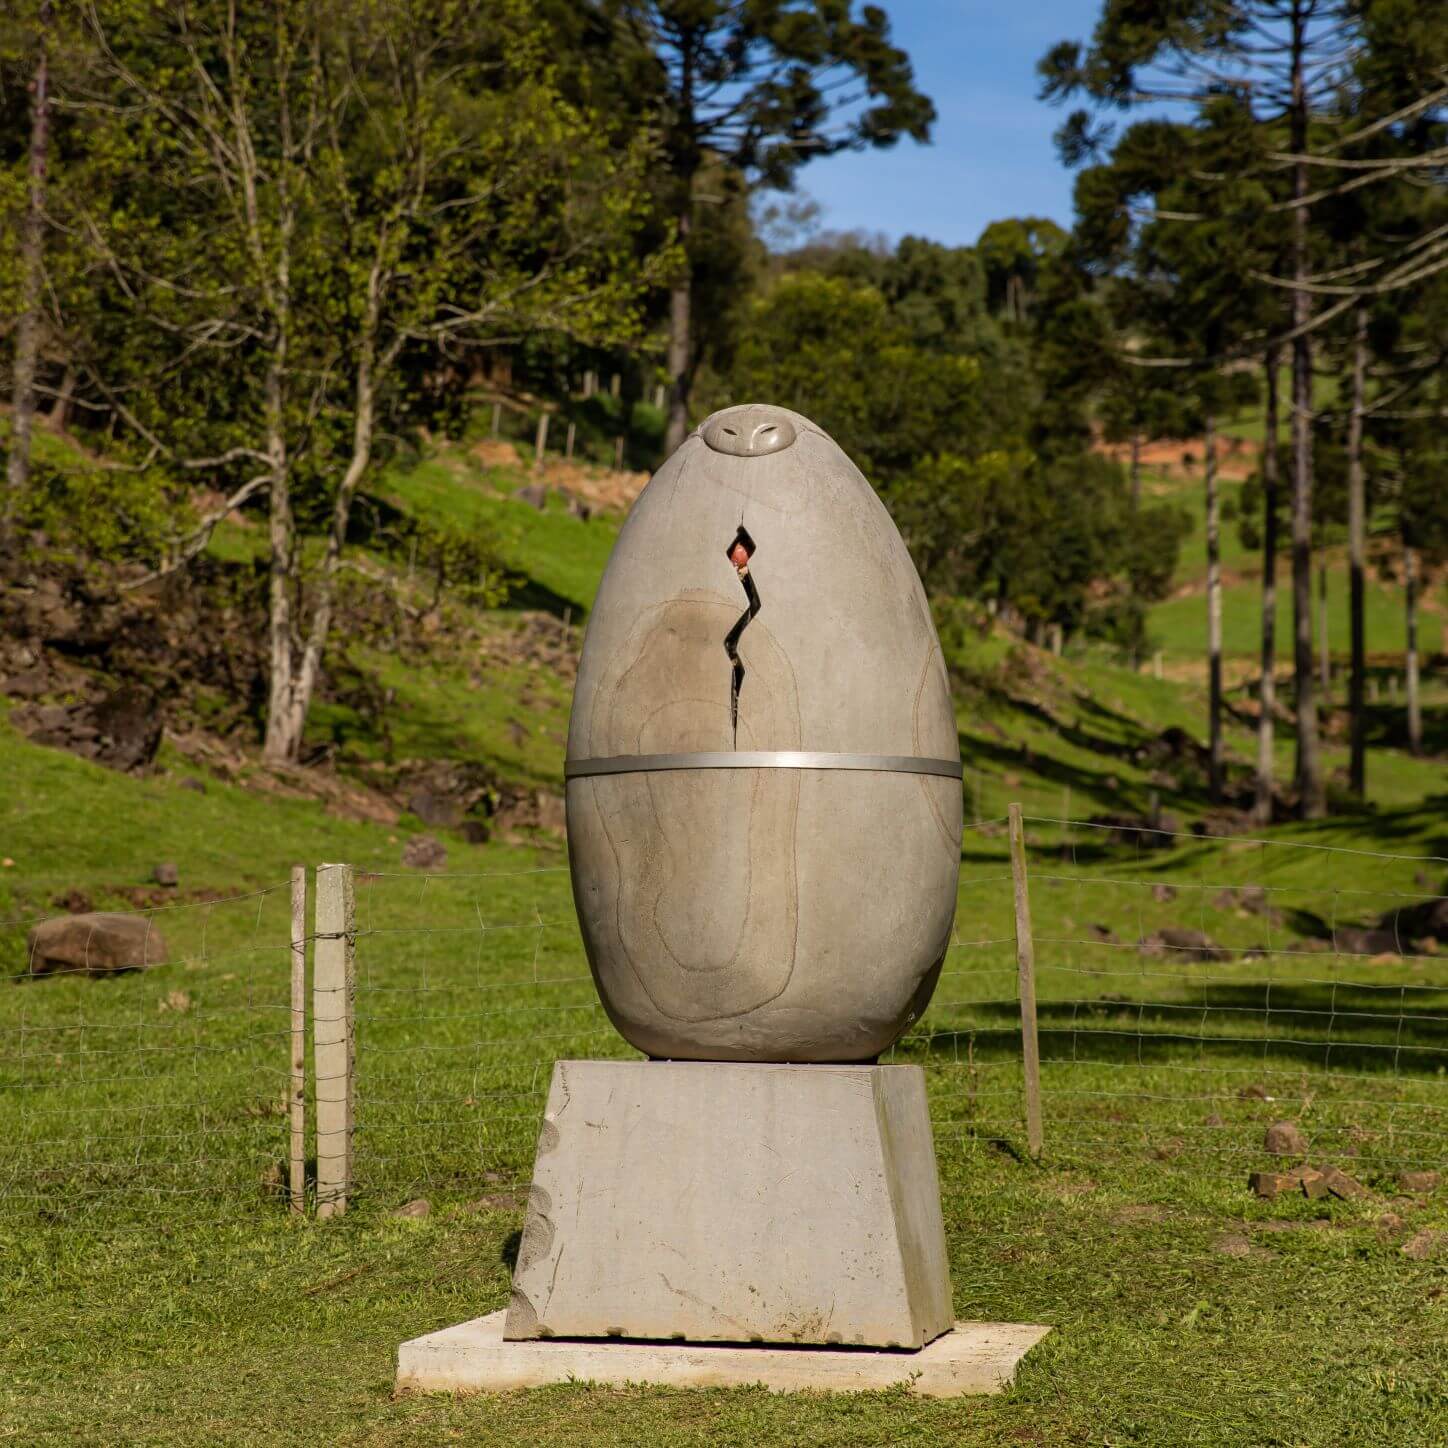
[396,1311,1052,1397]
[504,1060,952,1349]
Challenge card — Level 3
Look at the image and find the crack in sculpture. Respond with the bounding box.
[723,527,759,747]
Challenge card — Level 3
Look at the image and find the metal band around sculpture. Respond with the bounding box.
[565,751,964,781]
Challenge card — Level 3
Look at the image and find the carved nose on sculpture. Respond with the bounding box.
[701,406,797,458]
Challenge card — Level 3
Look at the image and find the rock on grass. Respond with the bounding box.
[402,834,447,870]
[1264,1120,1307,1156]
[24,913,170,977]
[1401,1229,1447,1261]
[1398,1170,1440,1194]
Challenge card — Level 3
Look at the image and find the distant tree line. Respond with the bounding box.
[0,0,1442,817]
[1042,0,1448,817]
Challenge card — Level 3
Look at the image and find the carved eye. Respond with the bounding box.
[702,408,796,456]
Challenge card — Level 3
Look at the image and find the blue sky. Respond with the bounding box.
[796,1,1099,248]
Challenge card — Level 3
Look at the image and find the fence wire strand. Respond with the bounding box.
[5,807,1444,1216]
[1,880,298,1212]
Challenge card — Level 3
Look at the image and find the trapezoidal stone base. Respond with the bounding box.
[396,1310,1052,1398]
[503,1060,953,1350]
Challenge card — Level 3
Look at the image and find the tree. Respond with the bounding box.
[725,260,1189,642]
[976,217,1067,323]
[616,0,934,454]
[75,0,669,762]
[1067,104,1264,798]
[1250,346,1284,823]
[1041,0,1448,816]
[3,0,51,552]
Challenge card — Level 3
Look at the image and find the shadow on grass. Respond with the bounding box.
[504,576,588,622]
[913,979,1448,1076]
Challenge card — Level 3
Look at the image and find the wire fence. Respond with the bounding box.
[3,810,1444,1219]
[1017,815,1448,1182]
[347,864,623,1209]
[0,881,298,1215]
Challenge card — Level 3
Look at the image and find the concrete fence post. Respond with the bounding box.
[1008,804,1043,1160]
[289,865,307,1215]
[314,863,355,1219]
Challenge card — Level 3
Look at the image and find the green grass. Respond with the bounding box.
[1149,564,1420,664]
[3,701,1447,1444]
[5,425,1447,1444]
[376,450,621,619]
[1140,460,1437,666]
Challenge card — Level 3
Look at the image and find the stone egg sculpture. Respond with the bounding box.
[565,403,962,1062]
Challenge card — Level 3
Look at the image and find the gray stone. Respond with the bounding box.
[1398,1170,1440,1194]
[24,912,169,977]
[1401,1229,1448,1261]
[408,790,464,829]
[401,834,447,870]
[1249,1170,1293,1199]
[505,1060,952,1349]
[1319,1166,1370,1201]
[398,1311,1052,1398]
[1154,927,1231,962]
[153,861,179,887]
[566,405,961,1062]
[1264,1120,1307,1156]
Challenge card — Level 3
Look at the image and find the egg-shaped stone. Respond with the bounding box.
[566,403,962,1062]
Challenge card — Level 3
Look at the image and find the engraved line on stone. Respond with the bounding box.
[565,752,964,780]
[723,526,758,746]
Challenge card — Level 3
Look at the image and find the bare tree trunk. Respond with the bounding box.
[1405,540,1422,755]
[48,363,76,431]
[1254,347,1280,825]
[1289,1,1324,818]
[264,246,389,764]
[1346,304,1367,795]
[1206,412,1223,802]
[1318,562,1330,695]
[261,39,299,766]
[4,1,52,551]
[664,203,692,457]
[1130,432,1141,509]
[262,360,297,764]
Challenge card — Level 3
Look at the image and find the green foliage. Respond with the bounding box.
[726,271,987,482]
[628,0,935,193]
[976,216,1068,317]
[2,423,175,567]
[723,250,1190,640]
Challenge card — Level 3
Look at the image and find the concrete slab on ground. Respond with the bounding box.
[396,1310,1052,1398]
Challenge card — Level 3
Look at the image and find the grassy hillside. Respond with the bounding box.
[4,429,1446,1446]
[1143,463,1435,668]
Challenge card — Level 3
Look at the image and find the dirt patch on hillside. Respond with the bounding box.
[1095,431,1261,482]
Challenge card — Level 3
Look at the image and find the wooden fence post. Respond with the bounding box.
[533,413,549,471]
[314,863,355,1219]
[1008,804,1043,1160]
[289,865,307,1215]
[565,420,576,461]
